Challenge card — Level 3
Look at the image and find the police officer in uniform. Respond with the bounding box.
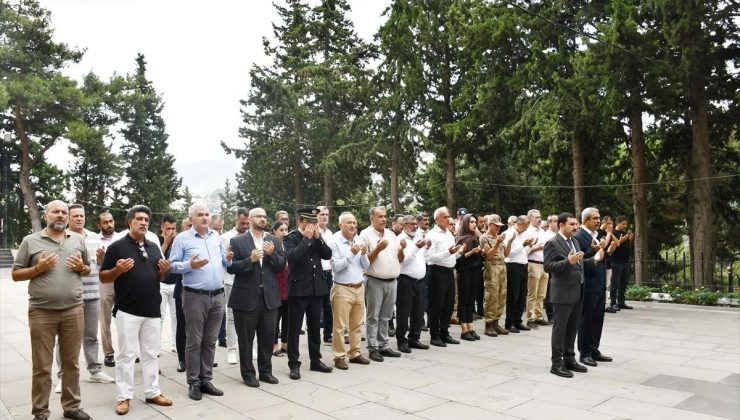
[284,208,334,379]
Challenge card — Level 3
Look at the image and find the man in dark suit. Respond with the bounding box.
[544,212,603,378]
[573,207,613,367]
[227,208,286,387]
[284,207,334,380]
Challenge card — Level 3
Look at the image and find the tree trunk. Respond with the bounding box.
[571,133,585,216]
[688,79,713,287]
[445,144,455,211]
[628,106,649,285]
[322,170,332,207]
[390,138,401,213]
[293,159,304,209]
[14,106,42,232]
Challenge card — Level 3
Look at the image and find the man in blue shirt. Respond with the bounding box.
[169,204,233,400]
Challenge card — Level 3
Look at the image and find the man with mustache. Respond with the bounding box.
[13,200,93,420]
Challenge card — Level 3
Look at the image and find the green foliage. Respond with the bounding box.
[115,54,181,225]
[625,285,653,301]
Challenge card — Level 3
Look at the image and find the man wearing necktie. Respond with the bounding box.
[544,212,604,378]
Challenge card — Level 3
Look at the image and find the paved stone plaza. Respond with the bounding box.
[1,267,738,419]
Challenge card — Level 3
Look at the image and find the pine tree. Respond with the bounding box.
[1,0,85,231]
[116,54,181,214]
[219,179,239,230]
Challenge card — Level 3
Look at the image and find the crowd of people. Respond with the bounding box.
[12,200,634,419]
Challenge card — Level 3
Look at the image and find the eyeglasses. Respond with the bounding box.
[139,245,148,260]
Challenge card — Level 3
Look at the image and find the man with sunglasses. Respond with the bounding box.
[100,205,173,415]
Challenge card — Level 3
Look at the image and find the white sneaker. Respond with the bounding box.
[54,382,61,394]
[88,371,115,383]
[226,349,238,364]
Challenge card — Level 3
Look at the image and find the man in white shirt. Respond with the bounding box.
[504,215,536,333]
[522,209,551,327]
[359,207,405,362]
[396,215,431,353]
[425,207,466,347]
[220,207,250,364]
[97,212,118,368]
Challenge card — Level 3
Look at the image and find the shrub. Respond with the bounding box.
[625,285,652,301]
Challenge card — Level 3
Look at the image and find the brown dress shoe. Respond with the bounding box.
[116,399,129,415]
[334,358,349,370]
[145,394,172,406]
[493,321,508,335]
[349,354,370,364]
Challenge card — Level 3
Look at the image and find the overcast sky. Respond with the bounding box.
[41,0,389,167]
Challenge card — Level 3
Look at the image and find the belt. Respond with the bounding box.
[399,274,422,281]
[366,275,396,282]
[486,261,505,266]
[183,286,224,296]
[528,260,543,265]
[334,282,363,289]
[431,265,454,271]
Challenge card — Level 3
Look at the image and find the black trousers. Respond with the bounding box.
[544,275,554,321]
[233,290,278,378]
[610,263,629,306]
[474,268,485,316]
[551,300,582,364]
[578,291,606,358]
[275,299,289,344]
[287,295,323,369]
[421,265,431,320]
[428,265,455,339]
[174,280,186,364]
[322,270,333,340]
[505,263,528,327]
[457,268,478,323]
[396,274,424,344]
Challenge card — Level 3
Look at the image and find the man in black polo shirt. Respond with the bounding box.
[100,205,173,416]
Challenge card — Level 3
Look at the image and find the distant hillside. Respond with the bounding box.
[175,159,241,195]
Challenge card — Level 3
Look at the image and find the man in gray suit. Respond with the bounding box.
[543,212,603,378]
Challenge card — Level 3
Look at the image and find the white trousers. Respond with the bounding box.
[160,283,177,346]
[114,309,161,401]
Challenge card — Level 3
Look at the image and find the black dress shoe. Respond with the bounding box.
[564,360,588,373]
[618,304,633,310]
[104,355,115,367]
[461,331,475,341]
[380,347,402,357]
[604,306,617,313]
[200,381,224,396]
[243,375,260,388]
[188,383,202,400]
[259,374,279,384]
[579,356,597,367]
[408,339,429,350]
[323,336,332,344]
[218,339,227,348]
[309,361,333,373]
[442,335,460,344]
[213,362,219,367]
[534,319,550,326]
[593,354,613,362]
[430,338,447,347]
[550,364,574,378]
[506,325,520,333]
[289,366,301,380]
[62,408,91,420]
[515,323,531,331]
[369,350,384,362]
[177,361,186,372]
[471,331,481,340]
[421,325,429,332]
[398,342,411,354]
